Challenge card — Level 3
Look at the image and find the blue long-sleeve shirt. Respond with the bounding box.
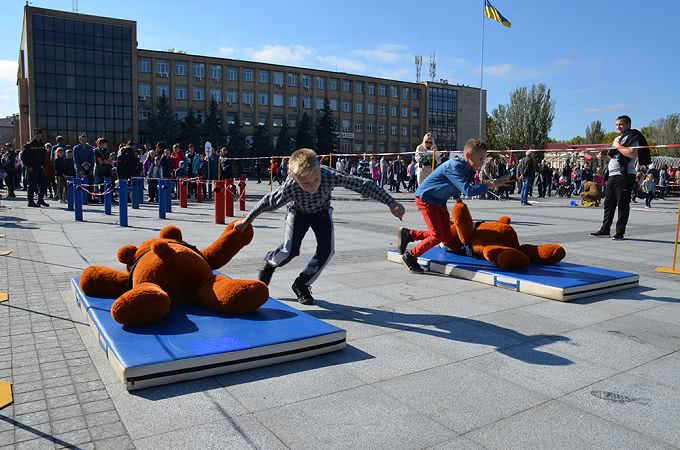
[72,144,94,173]
[415,157,488,206]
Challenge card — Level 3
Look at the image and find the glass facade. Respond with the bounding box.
[427,86,457,150]
[31,13,134,143]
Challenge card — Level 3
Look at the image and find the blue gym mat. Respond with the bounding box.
[71,277,346,390]
[387,248,639,301]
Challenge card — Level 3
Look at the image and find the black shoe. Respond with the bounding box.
[292,278,315,305]
[612,234,624,240]
[397,227,413,254]
[401,252,424,273]
[27,202,40,207]
[38,200,50,207]
[258,263,275,286]
[590,230,610,237]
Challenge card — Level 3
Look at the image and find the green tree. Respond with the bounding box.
[203,100,225,147]
[645,113,680,157]
[179,108,201,149]
[485,113,501,150]
[252,121,274,158]
[491,83,556,149]
[295,112,315,150]
[275,120,292,156]
[149,92,178,145]
[565,136,586,145]
[602,131,619,144]
[585,120,605,144]
[315,97,337,153]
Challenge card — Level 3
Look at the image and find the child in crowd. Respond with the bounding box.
[234,148,405,304]
[53,147,66,202]
[147,156,163,203]
[642,173,656,208]
[397,139,511,272]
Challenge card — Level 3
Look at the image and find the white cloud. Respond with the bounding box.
[217,47,236,57]
[353,44,407,63]
[584,103,626,113]
[377,68,410,81]
[245,45,313,66]
[0,60,17,83]
[316,56,366,73]
[0,86,18,117]
[484,63,515,76]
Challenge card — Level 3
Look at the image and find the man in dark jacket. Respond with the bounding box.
[517,151,535,206]
[21,129,49,207]
[1,143,17,198]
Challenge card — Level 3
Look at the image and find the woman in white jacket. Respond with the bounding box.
[414,133,441,185]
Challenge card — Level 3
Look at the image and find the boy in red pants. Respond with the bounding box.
[398,139,511,272]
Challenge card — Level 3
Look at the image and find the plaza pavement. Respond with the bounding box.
[1,180,679,449]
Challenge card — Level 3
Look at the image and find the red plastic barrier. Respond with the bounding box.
[214,180,225,225]
[196,177,203,203]
[238,176,246,211]
[225,178,234,218]
[179,178,188,208]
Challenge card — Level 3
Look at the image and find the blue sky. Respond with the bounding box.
[0,0,677,140]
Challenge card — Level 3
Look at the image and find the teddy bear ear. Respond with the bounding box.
[151,241,175,260]
[117,245,138,265]
[159,225,182,241]
[498,216,512,224]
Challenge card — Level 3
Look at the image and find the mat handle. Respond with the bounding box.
[493,275,520,291]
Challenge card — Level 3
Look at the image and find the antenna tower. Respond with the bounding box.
[429,52,436,82]
[72,0,79,12]
[415,55,423,82]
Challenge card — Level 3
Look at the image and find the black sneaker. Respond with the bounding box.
[27,202,40,208]
[38,200,50,207]
[292,278,315,305]
[590,230,610,237]
[401,252,424,273]
[258,263,275,286]
[397,227,413,254]
[612,234,624,241]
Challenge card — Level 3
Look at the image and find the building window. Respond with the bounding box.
[273,94,284,107]
[156,60,169,76]
[354,143,362,152]
[391,86,398,98]
[302,96,311,109]
[243,115,253,126]
[412,125,420,137]
[226,113,237,125]
[210,65,221,80]
[273,71,284,86]
[402,107,409,118]
[412,107,420,119]
[289,95,298,108]
[258,113,268,126]
[329,99,338,111]
[379,84,387,96]
[287,116,297,127]
[354,122,363,133]
[316,98,324,110]
[301,75,312,90]
[139,107,151,120]
[195,110,204,122]
[390,106,397,117]
[343,102,351,113]
[355,103,363,113]
[242,91,254,105]
[137,82,151,98]
[402,88,409,100]
[379,142,386,152]
[355,81,363,94]
[138,58,151,73]
[226,66,238,81]
[243,68,254,82]
[341,120,351,132]
[367,83,375,95]
[402,126,408,136]
[226,90,238,104]
[176,109,188,121]
[390,125,398,135]
[288,73,297,87]
[367,103,375,115]
[175,62,187,76]
[316,77,325,89]
[329,78,338,90]
[157,84,169,97]
[175,85,187,100]
[273,116,284,127]
[413,88,421,100]
[379,104,387,116]
[210,88,221,102]
[259,70,269,83]
[193,63,204,80]
[193,87,204,101]
[378,125,386,135]
[342,80,351,92]
[400,144,407,153]
[366,123,374,134]
[258,92,268,105]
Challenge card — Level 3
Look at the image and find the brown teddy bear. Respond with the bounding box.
[580,180,602,207]
[79,221,268,327]
[444,201,566,271]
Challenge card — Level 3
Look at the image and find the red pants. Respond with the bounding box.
[408,197,452,257]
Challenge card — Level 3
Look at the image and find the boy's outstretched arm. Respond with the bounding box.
[332,170,404,220]
[234,182,293,232]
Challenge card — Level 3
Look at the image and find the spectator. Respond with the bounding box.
[43,143,57,199]
[94,138,113,200]
[196,153,209,199]
[415,133,440,185]
[642,173,656,208]
[658,164,669,199]
[73,134,95,188]
[517,150,535,206]
[1,143,17,198]
[52,135,67,159]
[170,144,184,172]
[21,128,49,207]
[147,156,163,202]
[53,147,66,202]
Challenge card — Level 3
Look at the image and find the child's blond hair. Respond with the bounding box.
[463,138,489,155]
[288,148,320,176]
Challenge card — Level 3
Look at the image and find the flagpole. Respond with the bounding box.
[479,0,486,139]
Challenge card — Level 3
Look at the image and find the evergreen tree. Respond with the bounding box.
[491,83,555,149]
[226,114,246,176]
[203,100,225,147]
[179,108,201,149]
[149,92,178,145]
[275,120,292,156]
[295,112,315,150]
[252,121,274,158]
[315,97,337,153]
[585,120,605,144]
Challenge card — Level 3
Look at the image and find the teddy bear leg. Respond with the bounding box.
[520,244,566,265]
[201,221,255,270]
[451,201,474,245]
[197,274,269,315]
[110,282,171,327]
[80,266,129,298]
[482,245,530,271]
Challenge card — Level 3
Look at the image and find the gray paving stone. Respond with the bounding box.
[48,404,83,421]
[50,416,88,435]
[256,385,456,449]
[14,400,48,416]
[46,394,79,409]
[465,400,672,449]
[628,352,680,389]
[51,428,92,448]
[90,434,135,450]
[14,411,50,427]
[87,421,128,441]
[589,314,680,352]
[14,423,52,443]
[426,436,487,449]
[14,439,55,450]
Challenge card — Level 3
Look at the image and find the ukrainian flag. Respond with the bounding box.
[484,0,511,28]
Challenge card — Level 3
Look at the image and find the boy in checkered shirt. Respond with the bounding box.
[235,148,405,304]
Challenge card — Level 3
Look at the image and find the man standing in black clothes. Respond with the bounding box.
[591,115,645,240]
[21,129,49,207]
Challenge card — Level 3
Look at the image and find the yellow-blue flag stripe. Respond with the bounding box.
[484,0,511,27]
